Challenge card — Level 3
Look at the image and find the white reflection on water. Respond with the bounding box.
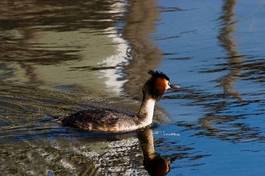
[99,26,131,96]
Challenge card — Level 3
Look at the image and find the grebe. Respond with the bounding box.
[60,70,179,133]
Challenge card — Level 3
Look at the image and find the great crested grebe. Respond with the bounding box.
[60,71,179,133]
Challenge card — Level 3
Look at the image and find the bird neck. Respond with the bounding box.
[138,94,156,125]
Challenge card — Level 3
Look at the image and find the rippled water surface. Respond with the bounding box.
[1,0,265,175]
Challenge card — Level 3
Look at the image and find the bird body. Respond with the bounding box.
[59,71,178,133]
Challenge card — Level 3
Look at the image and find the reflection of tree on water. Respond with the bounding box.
[123,0,162,100]
[0,0,124,85]
[0,0,119,62]
[218,0,243,102]
[169,0,265,142]
[122,0,169,123]
[0,0,120,31]
[199,0,244,138]
[197,0,265,142]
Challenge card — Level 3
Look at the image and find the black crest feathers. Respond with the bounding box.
[148,70,170,81]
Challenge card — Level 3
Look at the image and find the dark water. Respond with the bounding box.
[1,0,265,175]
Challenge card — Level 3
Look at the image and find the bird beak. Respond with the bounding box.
[169,83,181,90]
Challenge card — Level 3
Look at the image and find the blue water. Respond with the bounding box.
[155,0,265,175]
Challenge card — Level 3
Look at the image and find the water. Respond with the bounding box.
[0,0,265,175]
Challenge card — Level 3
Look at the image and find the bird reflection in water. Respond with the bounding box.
[138,128,170,176]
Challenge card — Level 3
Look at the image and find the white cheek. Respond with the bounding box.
[165,81,171,89]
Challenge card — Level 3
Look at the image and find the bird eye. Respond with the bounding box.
[166,81,171,89]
